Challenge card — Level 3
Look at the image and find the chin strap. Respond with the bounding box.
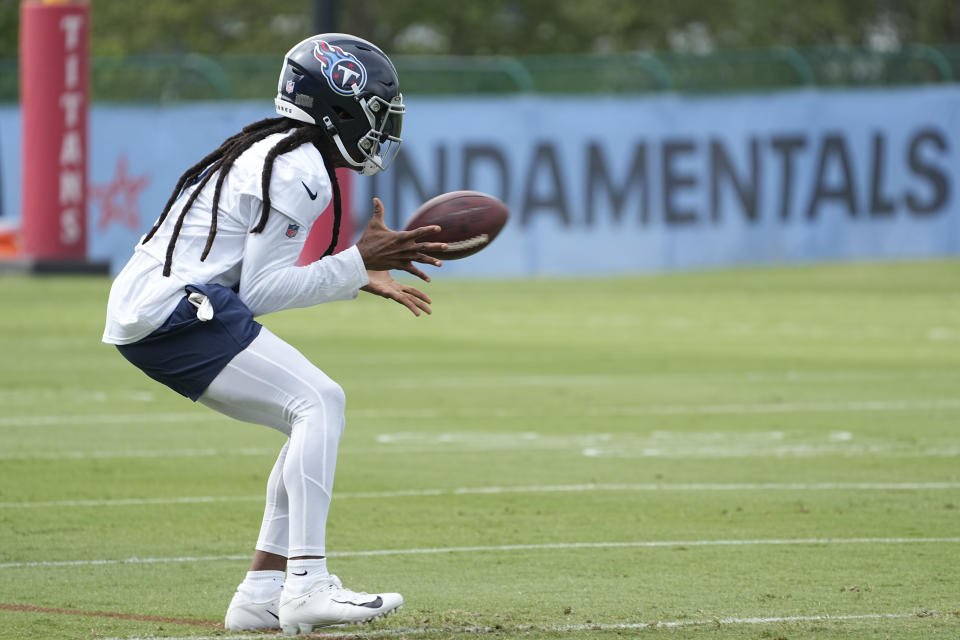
[322,116,382,176]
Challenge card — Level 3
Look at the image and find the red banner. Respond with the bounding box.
[19,0,89,259]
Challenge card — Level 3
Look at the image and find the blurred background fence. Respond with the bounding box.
[1,44,958,102]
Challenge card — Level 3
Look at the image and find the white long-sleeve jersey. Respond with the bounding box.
[103,131,368,345]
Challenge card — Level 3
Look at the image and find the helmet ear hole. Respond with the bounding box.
[333,106,353,120]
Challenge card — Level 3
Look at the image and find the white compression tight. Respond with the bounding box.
[199,327,345,557]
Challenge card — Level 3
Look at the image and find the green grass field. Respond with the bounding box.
[1,261,958,640]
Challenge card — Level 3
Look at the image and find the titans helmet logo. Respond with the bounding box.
[313,40,368,96]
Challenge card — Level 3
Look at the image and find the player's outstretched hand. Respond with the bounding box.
[361,270,433,316]
[356,197,447,282]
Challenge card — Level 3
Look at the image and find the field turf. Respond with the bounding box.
[0,260,958,640]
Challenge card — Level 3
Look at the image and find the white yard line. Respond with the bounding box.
[380,370,960,387]
[2,481,958,509]
[5,444,959,460]
[0,554,250,569]
[97,612,929,639]
[0,496,264,508]
[587,398,960,416]
[1,368,957,402]
[0,413,217,428]
[0,447,278,461]
[2,537,957,569]
[3,397,960,429]
[358,398,960,417]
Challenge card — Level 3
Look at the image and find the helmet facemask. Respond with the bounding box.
[326,91,404,176]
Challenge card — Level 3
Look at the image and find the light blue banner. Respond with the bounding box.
[383,87,960,276]
[1,86,958,275]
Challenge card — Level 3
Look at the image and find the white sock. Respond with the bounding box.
[239,570,284,601]
[284,558,329,596]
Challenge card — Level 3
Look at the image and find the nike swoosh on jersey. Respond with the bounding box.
[301,181,318,200]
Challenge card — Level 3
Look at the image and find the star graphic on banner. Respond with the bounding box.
[91,155,150,232]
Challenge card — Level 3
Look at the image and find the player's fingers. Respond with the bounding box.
[403,286,432,305]
[414,253,443,268]
[400,263,431,282]
[403,224,442,240]
[399,290,432,316]
[370,197,387,227]
[400,296,422,317]
[410,295,432,315]
[413,242,448,255]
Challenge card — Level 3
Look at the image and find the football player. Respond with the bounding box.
[102,33,445,634]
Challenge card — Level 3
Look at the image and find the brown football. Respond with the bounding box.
[403,191,509,260]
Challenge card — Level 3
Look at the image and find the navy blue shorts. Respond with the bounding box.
[116,283,262,401]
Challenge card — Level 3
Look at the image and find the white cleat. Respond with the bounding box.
[223,588,281,631]
[279,574,403,635]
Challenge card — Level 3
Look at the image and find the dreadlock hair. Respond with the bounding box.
[142,116,343,277]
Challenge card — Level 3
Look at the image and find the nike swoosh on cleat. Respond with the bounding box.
[331,596,383,609]
[266,610,279,620]
[301,181,318,200]
[291,570,308,576]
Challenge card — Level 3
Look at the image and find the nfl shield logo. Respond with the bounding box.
[286,224,300,238]
[285,79,295,94]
